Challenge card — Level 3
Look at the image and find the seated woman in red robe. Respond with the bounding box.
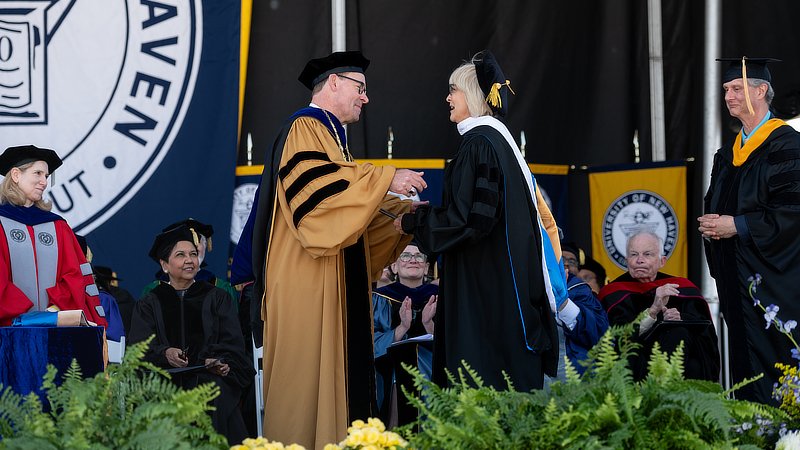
[0,145,107,328]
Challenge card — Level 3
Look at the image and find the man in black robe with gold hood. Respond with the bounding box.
[699,57,800,405]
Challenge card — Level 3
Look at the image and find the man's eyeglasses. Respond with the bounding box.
[398,252,426,263]
[563,257,579,267]
[337,74,366,95]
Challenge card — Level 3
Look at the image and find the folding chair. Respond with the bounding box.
[108,335,125,364]
[252,332,264,437]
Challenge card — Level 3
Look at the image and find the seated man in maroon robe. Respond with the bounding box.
[599,228,720,381]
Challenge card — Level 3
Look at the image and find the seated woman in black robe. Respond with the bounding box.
[129,224,254,444]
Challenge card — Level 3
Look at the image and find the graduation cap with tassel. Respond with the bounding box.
[717,56,781,116]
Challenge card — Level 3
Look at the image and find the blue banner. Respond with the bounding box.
[0,1,241,294]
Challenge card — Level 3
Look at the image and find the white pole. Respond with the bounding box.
[332,0,346,52]
[703,0,724,389]
[702,0,721,302]
[648,0,666,162]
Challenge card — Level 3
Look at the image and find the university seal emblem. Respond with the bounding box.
[601,190,678,270]
[0,0,202,233]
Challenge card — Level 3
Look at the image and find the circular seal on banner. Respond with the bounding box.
[10,229,27,243]
[602,190,679,270]
[38,231,55,246]
[230,183,259,244]
[0,0,203,234]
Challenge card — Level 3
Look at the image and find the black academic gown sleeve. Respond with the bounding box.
[401,136,500,253]
[401,126,556,392]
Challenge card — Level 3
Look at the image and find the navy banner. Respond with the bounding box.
[0,0,241,294]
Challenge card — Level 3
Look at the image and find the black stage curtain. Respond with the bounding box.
[239,0,800,285]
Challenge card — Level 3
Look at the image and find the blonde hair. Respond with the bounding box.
[0,162,53,211]
[449,57,494,118]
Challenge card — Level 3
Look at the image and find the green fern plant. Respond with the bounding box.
[398,321,789,449]
[0,335,229,450]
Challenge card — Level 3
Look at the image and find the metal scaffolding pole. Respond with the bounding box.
[332,0,346,52]
[703,0,724,389]
[648,0,666,162]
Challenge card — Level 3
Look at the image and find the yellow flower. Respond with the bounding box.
[367,417,386,432]
[344,429,366,447]
[230,446,249,450]
[361,445,380,450]
[350,419,366,429]
[323,445,342,450]
[285,445,308,450]
[363,428,381,444]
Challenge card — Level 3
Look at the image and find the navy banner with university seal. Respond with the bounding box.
[0,1,241,294]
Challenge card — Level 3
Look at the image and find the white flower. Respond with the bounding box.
[776,430,800,450]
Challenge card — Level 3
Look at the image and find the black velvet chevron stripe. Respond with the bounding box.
[279,151,331,180]
[285,163,341,203]
[768,170,800,186]
[476,163,500,182]
[292,179,350,227]
[473,187,499,207]
[768,149,800,165]
[466,212,493,232]
[772,192,800,205]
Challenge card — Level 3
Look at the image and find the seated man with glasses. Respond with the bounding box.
[372,242,437,426]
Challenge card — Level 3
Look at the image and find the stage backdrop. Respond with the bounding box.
[588,161,687,281]
[0,0,240,294]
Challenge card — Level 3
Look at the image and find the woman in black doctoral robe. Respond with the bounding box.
[129,224,254,444]
[394,51,560,392]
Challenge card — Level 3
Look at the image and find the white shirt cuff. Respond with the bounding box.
[558,299,581,331]
[640,314,657,335]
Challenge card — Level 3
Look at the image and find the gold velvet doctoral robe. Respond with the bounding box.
[260,114,410,449]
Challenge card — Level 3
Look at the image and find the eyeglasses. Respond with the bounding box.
[337,74,367,95]
[563,257,579,267]
[398,252,426,263]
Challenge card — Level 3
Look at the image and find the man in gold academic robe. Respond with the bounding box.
[246,51,427,449]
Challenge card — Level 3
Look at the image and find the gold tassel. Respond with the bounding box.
[486,80,516,108]
[86,246,93,264]
[207,237,212,252]
[742,56,755,116]
[190,228,199,248]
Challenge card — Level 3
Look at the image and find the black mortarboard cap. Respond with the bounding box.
[162,218,213,238]
[0,145,63,176]
[93,266,121,281]
[162,218,213,252]
[580,256,607,287]
[718,57,781,83]
[475,51,514,117]
[560,240,579,258]
[298,51,370,91]
[148,224,195,263]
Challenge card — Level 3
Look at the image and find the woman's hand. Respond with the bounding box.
[422,295,437,334]
[393,297,412,342]
[206,358,230,377]
[165,347,188,368]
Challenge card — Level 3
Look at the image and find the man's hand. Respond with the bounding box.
[390,169,427,196]
[697,214,738,240]
[422,295,437,335]
[663,308,681,321]
[649,283,680,319]
[165,347,189,368]
[393,297,412,342]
